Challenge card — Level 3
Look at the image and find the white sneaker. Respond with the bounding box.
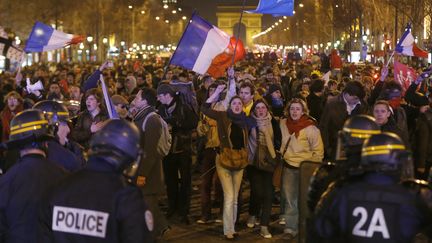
[260,226,272,239]
[247,216,256,228]
[279,218,286,225]
[284,228,298,237]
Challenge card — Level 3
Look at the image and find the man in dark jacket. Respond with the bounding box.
[39,119,153,243]
[0,109,67,242]
[131,87,169,237]
[319,81,368,160]
[157,84,198,224]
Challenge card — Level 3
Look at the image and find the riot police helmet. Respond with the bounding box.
[361,132,407,172]
[89,119,141,172]
[336,115,381,160]
[33,100,70,125]
[7,109,53,148]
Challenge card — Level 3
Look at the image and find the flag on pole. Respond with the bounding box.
[395,24,428,58]
[247,0,294,16]
[24,21,84,53]
[170,13,245,78]
[100,74,119,119]
[0,26,25,63]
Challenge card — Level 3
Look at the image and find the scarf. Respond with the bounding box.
[252,112,276,158]
[286,115,315,138]
[388,97,402,109]
[227,109,256,129]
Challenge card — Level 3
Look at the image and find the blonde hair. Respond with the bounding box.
[285,98,309,116]
[4,91,23,104]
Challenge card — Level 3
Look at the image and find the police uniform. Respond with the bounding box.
[308,115,381,212]
[39,119,154,243]
[40,157,153,243]
[0,109,67,242]
[313,132,432,243]
[33,100,85,172]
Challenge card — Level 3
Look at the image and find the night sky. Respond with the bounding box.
[180,0,275,28]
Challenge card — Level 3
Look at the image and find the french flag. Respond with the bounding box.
[24,21,84,53]
[395,25,429,58]
[170,13,245,78]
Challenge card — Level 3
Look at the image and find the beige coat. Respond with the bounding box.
[279,118,324,167]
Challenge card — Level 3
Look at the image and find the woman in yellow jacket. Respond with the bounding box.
[279,98,324,239]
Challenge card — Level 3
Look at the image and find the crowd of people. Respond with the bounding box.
[1,49,432,242]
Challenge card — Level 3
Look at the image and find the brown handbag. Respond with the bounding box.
[219,147,248,170]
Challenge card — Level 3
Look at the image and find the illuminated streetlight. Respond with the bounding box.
[102,37,108,44]
[120,41,125,46]
[279,19,282,23]
[128,5,132,9]
[165,20,170,24]
[293,10,296,14]
[178,8,182,11]
[283,16,287,19]
[141,10,145,14]
[155,16,160,20]
[172,10,177,14]
[87,36,93,42]
[182,16,187,20]
[299,3,304,7]
[79,43,84,49]
[335,4,339,8]
[163,4,168,9]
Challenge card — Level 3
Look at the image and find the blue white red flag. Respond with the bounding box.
[170,13,245,78]
[24,21,84,52]
[395,25,428,58]
[247,0,294,16]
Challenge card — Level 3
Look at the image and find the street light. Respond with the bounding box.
[182,16,187,20]
[102,37,108,44]
[87,36,93,62]
[128,5,132,9]
[155,16,160,20]
[141,10,145,14]
[163,4,168,9]
[299,3,304,7]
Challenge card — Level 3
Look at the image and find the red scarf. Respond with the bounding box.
[286,115,315,138]
[388,97,402,109]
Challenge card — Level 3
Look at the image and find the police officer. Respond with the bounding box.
[33,100,85,172]
[313,132,432,243]
[39,119,154,243]
[0,109,67,242]
[308,115,381,212]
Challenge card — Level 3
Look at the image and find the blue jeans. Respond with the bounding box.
[281,166,299,233]
[216,160,244,235]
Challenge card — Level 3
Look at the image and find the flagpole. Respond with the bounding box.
[161,11,197,82]
[386,51,395,68]
[231,0,247,65]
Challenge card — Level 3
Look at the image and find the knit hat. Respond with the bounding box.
[157,84,175,96]
[268,83,282,95]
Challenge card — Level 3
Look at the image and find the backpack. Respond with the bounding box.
[169,81,199,115]
[142,111,172,157]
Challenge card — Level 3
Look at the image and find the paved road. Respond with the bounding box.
[159,170,299,243]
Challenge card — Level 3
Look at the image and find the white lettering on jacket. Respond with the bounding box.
[52,206,109,238]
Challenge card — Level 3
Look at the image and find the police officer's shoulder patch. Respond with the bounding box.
[145,210,154,232]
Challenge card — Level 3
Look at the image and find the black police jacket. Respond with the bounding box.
[47,140,84,172]
[0,153,66,243]
[313,173,429,243]
[39,156,153,243]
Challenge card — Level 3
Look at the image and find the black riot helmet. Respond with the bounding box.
[361,132,407,173]
[33,100,70,125]
[89,119,141,178]
[7,109,53,149]
[336,115,381,160]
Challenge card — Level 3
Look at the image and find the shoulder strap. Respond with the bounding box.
[142,111,157,132]
[281,136,291,157]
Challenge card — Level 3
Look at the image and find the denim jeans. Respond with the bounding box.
[281,166,299,233]
[216,159,244,235]
[247,166,274,226]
